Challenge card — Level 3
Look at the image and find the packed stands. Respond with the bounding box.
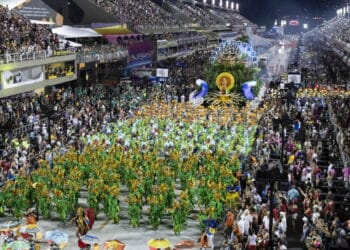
[0,5,58,55]
[91,0,183,26]
[321,17,350,44]
[166,1,222,26]
[329,95,350,165]
[76,43,129,63]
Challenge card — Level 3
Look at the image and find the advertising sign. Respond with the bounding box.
[127,41,155,69]
[14,0,64,25]
[2,66,44,89]
[289,20,300,26]
[287,73,301,84]
[156,68,169,78]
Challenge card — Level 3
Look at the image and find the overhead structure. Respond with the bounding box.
[52,25,102,39]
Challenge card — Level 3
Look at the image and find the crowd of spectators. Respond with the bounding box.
[76,42,129,61]
[91,0,183,26]
[0,46,215,183]
[320,17,350,44]
[211,88,350,249]
[45,62,75,79]
[311,15,350,71]
[0,84,135,185]
[167,1,221,26]
[77,43,128,54]
[6,79,213,190]
[0,65,350,250]
[329,95,350,169]
[0,5,59,56]
[157,49,212,99]
[90,0,254,30]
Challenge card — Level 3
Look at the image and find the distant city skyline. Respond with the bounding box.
[240,0,347,26]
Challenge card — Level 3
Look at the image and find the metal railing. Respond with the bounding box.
[134,24,193,33]
[0,47,77,64]
[76,50,129,63]
[10,111,66,137]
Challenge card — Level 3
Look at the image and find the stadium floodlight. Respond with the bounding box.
[236,3,239,12]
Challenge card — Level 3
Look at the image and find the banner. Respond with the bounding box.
[14,0,64,25]
[2,66,44,89]
[126,41,155,69]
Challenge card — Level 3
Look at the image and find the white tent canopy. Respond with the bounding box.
[52,26,102,39]
[0,0,26,10]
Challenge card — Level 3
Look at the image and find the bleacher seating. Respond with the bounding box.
[0,5,58,55]
[90,0,183,26]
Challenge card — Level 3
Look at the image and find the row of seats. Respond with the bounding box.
[90,0,252,28]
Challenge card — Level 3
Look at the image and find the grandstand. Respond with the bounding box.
[0,1,350,250]
[308,14,350,67]
[0,0,256,98]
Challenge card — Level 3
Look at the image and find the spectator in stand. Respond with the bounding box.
[92,0,183,27]
[0,5,60,56]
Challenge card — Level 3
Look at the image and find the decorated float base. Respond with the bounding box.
[0,203,211,250]
[136,101,263,126]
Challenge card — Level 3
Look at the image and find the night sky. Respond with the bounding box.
[240,0,347,26]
